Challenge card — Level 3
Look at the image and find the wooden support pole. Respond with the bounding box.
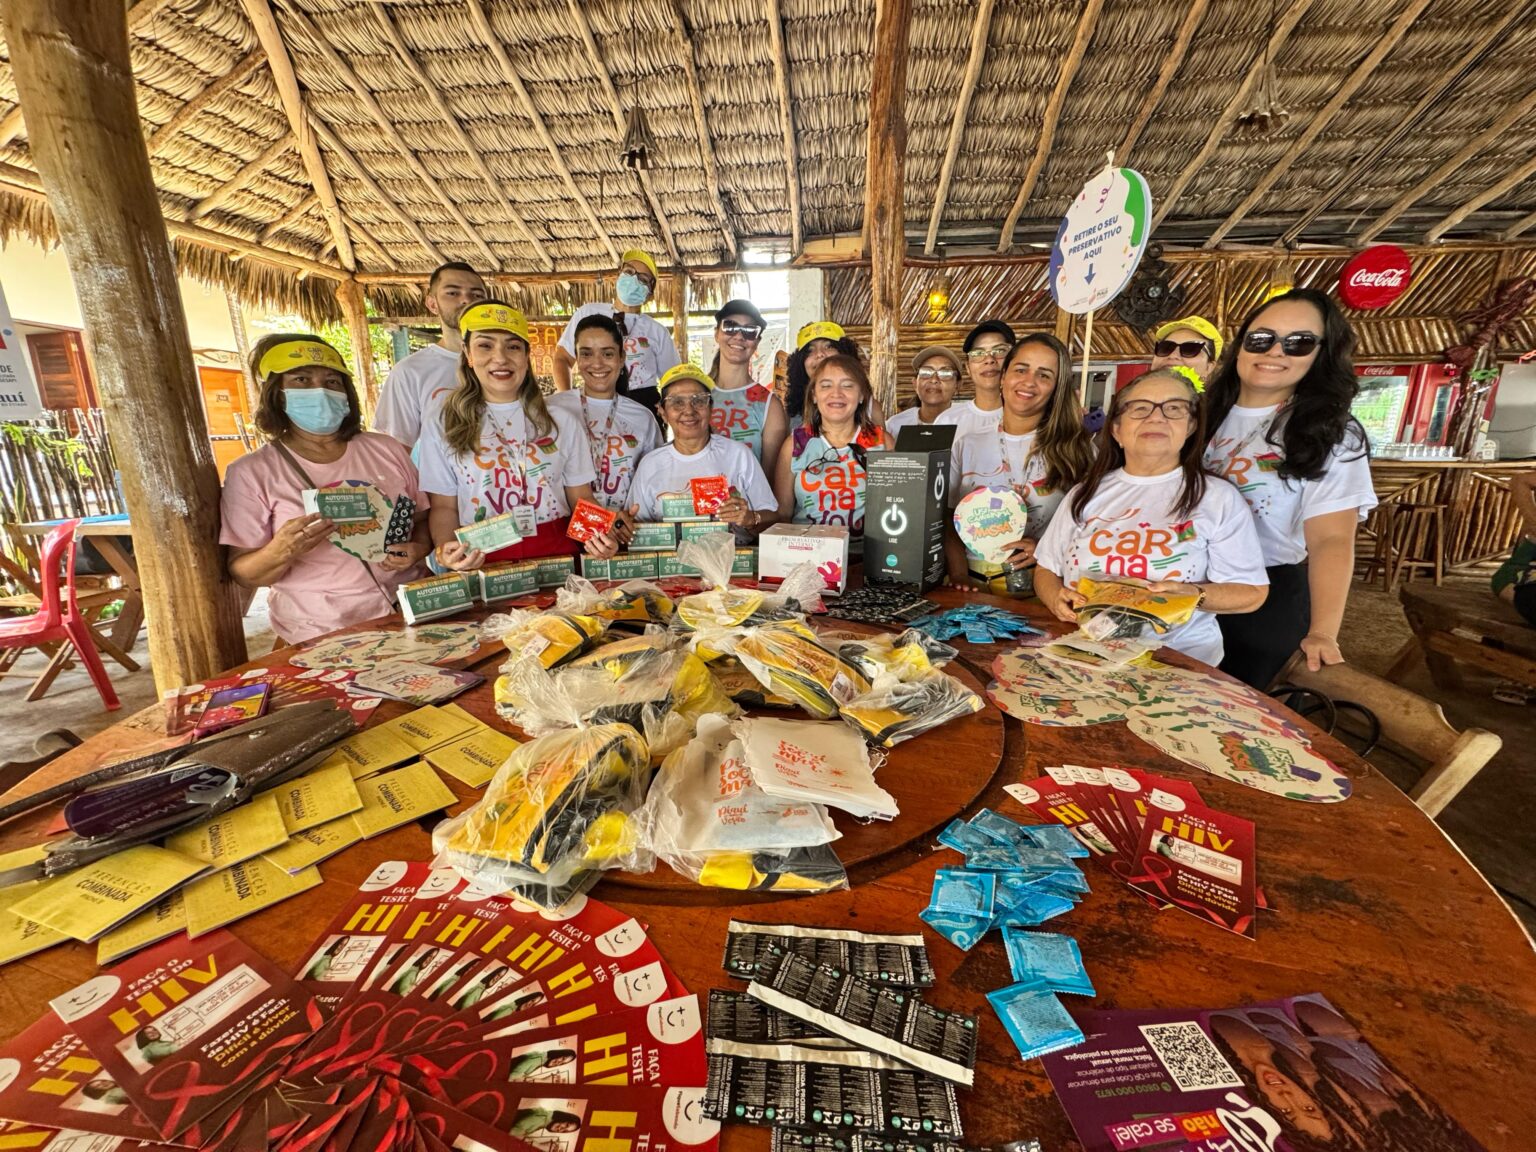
[925,0,995,255]
[1,0,247,690]
[147,48,265,155]
[765,0,803,256]
[336,279,379,415]
[1117,0,1210,162]
[672,272,689,356]
[864,0,912,419]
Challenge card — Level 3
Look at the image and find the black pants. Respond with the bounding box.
[1218,562,1310,689]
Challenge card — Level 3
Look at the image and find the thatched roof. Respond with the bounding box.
[1,0,1535,321]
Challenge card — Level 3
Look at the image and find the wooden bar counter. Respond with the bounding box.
[1368,457,1531,573]
[2,591,1534,1150]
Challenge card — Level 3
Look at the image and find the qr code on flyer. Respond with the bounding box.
[1139,1021,1244,1092]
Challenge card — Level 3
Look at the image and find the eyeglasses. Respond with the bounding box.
[1242,329,1320,357]
[915,368,958,382]
[807,442,868,471]
[663,395,711,411]
[720,322,763,341]
[966,346,1009,360]
[1153,339,1211,359]
[1116,399,1195,421]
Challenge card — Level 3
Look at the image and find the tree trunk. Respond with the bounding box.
[2,0,247,690]
[863,0,912,420]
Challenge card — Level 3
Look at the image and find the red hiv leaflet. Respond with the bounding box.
[1116,794,1257,939]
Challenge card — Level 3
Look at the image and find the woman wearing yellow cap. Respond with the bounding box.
[420,302,600,569]
[1150,316,1223,380]
[786,321,886,433]
[553,250,680,421]
[220,334,433,644]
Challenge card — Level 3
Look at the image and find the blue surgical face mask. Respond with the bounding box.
[616,272,650,308]
[282,387,350,434]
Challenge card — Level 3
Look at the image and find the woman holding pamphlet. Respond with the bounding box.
[773,354,890,547]
[944,334,1094,593]
[1034,366,1269,666]
[708,298,790,469]
[419,302,602,571]
[220,334,432,645]
[1203,289,1377,688]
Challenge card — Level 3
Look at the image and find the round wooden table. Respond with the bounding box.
[2,589,1533,1151]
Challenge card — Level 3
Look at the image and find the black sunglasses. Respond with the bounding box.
[1153,339,1211,359]
[1242,330,1320,357]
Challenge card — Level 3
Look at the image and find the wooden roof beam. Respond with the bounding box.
[127,0,176,31]
[146,48,264,156]
[1204,0,1431,249]
[1424,152,1536,243]
[188,132,292,221]
[464,0,618,265]
[309,117,447,266]
[259,191,318,243]
[998,0,1105,252]
[1499,207,1536,242]
[1118,0,1210,162]
[662,0,739,262]
[366,3,554,271]
[342,208,399,272]
[925,0,994,255]
[239,0,356,272]
[564,0,680,267]
[1151,0,1318,231]
[1358,85,1536,245]
[765,0,803,255]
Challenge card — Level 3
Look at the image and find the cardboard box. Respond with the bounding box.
[398,573,474,624]
[455,511,523,554]
[865,429,951,591]
[533,555,576,589]
[656,550,701,578]
[678,520,732,543]
[302,487,375,523]
[581,556,613,582]
[732,548,758,578]
[611,552,659,582]
[479,561,539,603]
[629,522,678,552]
[660,493,709,522]
[758,523,850,595]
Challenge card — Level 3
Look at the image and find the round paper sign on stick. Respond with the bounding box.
[1048,166,1154,315]
[953,487,1031,564]
[1338,245,1412,310]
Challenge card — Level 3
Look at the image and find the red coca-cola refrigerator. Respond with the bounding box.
[1352,363,1492,449]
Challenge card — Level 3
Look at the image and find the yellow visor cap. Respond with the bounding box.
[258,339,347,380]
[659,362,715,392]
[1154,315,1223,359]
[796,321,846,350]
[460,301,531,343]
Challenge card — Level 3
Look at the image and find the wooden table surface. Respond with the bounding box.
[2,589,1534,1151]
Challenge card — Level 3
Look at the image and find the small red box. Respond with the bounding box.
[566,498,619,542]
[690,474,731,515]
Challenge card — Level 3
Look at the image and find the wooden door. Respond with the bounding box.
[198,366,251,480]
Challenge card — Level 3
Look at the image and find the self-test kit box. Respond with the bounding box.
[864,424,953,591]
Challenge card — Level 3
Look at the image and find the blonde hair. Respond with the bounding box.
[441,336,554,455]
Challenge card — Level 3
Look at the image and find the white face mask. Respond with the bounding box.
[616,272,650,307]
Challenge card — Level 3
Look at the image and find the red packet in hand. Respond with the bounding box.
[690,475,731,515]
[566,498,619,542]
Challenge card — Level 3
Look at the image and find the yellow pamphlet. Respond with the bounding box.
[351,760,458,840]
[424,726,521,788]
[438,702,482,730]
[264,815,363,873]
[164,792,290,868]
[0,879,68,965]
[272,761,364,832]
[377,705,480,754]
[96,892,187,966]
[9,845,205,942]
[318,724,420,779]
[183,858,323,938]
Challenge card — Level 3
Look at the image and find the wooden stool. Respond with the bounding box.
[1356,505,1396,587]
[1385,503,1445,590]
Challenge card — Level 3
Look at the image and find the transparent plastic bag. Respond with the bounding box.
[673,534,823,632]
[837,628,959,682]
[555,576,675,628]
[839,671,984,747]
[433,721,653,906]
[1075,576,1199,637]
[725,620,871,719]
[482,607,609,668]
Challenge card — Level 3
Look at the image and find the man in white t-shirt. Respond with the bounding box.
[554,249,681,422]
[374,261,488,449]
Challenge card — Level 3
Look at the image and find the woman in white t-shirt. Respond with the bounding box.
[1202,289,1377,688]
[886,345,965,438]
[1036,367,1269,667]
[420,302,600,571]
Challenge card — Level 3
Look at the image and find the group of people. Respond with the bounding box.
[219,249,1377,691]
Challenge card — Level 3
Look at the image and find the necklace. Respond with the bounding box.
[578,391,619,478]
[484,404,545,511]
[994,423,1038,497]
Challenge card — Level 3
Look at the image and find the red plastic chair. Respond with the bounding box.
[0,519,120,710]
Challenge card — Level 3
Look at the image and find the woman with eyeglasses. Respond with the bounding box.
[1035,367,1269,666]
[944,334,1095,592]
[1149,315,1223,379]
[773,354,891,545]
[553,249,680,420]
[626,364,780,540]
[1203,289,1377,688]
[949,319,1015,437]
[887,346,965,437]
[708,298,789,470]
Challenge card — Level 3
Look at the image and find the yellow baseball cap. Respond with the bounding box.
[257,338,348,380]
[459,301,531,342]
[1153,315,1223,359]
[796,321,846,350]
[620,249,658,280]
[659,363,715,393]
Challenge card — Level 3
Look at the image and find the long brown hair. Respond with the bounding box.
[249,333,362,442]
[1070,367,1210,520]
[441,327,553,455]
[1006,333,1094,493]
[807,354,880,444]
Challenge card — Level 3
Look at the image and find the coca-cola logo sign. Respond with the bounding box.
[1339,246,1413,310]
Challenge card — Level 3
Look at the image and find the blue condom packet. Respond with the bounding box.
[931,868,996,918]
[936,818,996,856]
[986,982,1085,1061]
[968,808,1035,851]
[992,883,1076,928]
[957,843,1030,871]
[1002,928,1096,997]
[1019,824,1091,859]
[919,905,991,951]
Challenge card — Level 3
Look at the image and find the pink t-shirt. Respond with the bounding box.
[220,433,429,642]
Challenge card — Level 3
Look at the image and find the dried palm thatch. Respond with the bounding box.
[0,0,1533,313]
